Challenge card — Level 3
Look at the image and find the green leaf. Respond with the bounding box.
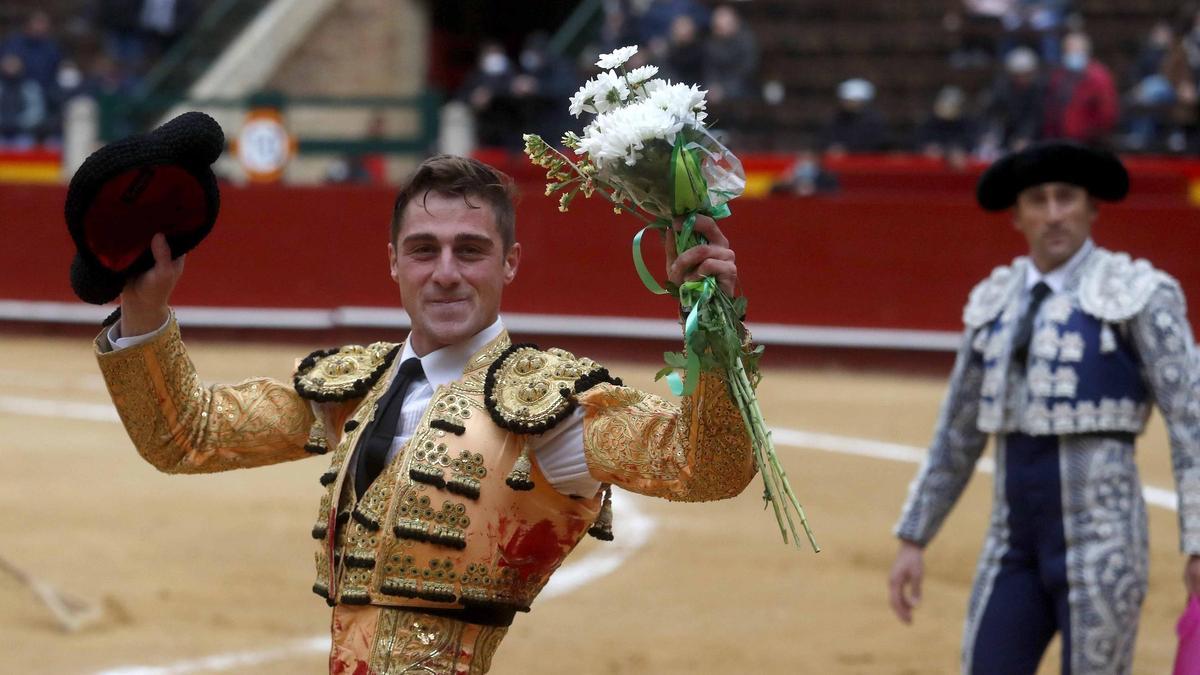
[663,351,689,369]
[653,366,675,381]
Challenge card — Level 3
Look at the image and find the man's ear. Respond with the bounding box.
[388,242,399,284]
[503,242,521,285]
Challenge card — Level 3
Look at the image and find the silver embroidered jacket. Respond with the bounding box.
[895,247,1200,552]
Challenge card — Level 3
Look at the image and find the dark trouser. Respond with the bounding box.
[971,433,1069,674]
[964,432,1146,675]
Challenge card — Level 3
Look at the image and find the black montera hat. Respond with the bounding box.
[65,111,224,304]
[975,141,1129,212]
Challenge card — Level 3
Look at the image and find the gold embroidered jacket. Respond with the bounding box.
[95,317,756,615]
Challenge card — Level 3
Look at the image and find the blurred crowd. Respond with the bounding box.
[459,0,1200,163]
[456,0,758,151]
[4,0,1200,167]
[820,2,1200,161]
[0,2,196,148]
[935,0,1200,156]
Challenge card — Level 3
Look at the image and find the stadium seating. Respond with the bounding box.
[720,0,1179,152]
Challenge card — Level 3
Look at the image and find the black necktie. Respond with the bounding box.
[355,357,424,498]
[1011,281,1052,366]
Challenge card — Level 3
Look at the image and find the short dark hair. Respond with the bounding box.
[390,155,517,249]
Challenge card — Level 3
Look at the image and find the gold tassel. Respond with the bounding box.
[505,445,535,491]
[588,485,614,541]
[304,417,328,454]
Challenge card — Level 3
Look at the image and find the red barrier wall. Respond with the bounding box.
[4,183,1197,333]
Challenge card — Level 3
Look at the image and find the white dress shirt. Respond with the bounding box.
[1024,238,1094,296]
[109,316,601,498]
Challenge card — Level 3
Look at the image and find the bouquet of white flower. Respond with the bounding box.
[523,46,817,552]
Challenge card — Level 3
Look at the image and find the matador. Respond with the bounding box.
[94,154,755,673]
[889,142,1200,674]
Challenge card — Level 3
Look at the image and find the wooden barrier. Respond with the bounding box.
[4,181,1197,334]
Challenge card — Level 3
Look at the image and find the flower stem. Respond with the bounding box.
[709,289,820,552]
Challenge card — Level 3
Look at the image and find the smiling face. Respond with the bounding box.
[1013,182,1096,272]
[388,191,520,356]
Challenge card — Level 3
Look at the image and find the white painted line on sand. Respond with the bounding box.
[0,395,119,423]
[2,390,1178,520]
[772,427,1175,512]
[92,637,330,675]
[2,391,1176,517]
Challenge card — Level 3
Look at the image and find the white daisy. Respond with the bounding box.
[590,70,631,114]
[595,45,638,69]
[644,81,708,126]
[568,86,596,117]
[576,100,684,169]
[624,65,659,88]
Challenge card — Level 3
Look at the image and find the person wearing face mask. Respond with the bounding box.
[771,149,838,197]
[982,47,1045,154]
[1042,32,1118,147]
[915,86,979,170]
[509,32,576,147]
[888,141,1200,674]
[456,42,521,150]
[0,53,46,148]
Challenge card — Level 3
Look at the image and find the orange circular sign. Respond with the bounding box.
[232,108,296,182]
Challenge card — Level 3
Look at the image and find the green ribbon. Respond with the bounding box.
[628,136,735,396]
[631,223,670,296]
[665,276,717,396]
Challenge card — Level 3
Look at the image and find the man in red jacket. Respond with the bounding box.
[1043,32,1118,146]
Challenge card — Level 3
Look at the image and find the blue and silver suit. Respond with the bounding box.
[896,244,1200,674]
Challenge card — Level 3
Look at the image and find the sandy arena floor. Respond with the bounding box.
[0,333,1189,674]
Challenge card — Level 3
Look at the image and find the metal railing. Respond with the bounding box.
[121,0,274,134]
[96,91,442,158]
[547,0,604,59]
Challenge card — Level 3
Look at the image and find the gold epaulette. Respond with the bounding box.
[294,342,400,402]
[484,343,621,434]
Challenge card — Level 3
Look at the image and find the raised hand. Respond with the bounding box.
[665,214,738,297]
[119,233,185,337]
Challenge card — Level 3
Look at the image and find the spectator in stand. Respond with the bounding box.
[37,60,84,146]
[771,149,839,197]
[594,0,638,59]
[1042,32,1118,147]
[510,32,577,145]
[1,11,63,95]
[80,53,140,140]
[637,0,709,50]
[457,42,521,150]
[83,53,139,99]
[947,0,1015,69]
[982,46,1044,153]
[0,53,47,149]
[96,0,149,75]
[1125,21,1196,152]
[915,86,977,169]
[703,5,758,104]
[1184,9,1200,73]
[1133,20,1176,83]
[823,78,889,155]
[662,15,705,85]
[139,0,199,59]
[1011,0,1070,65]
